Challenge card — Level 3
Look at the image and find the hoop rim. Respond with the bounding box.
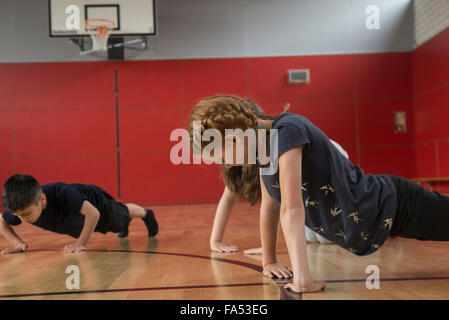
[85,18,117,32]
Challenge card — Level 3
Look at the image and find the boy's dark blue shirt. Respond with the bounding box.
[2,182,109,238]
[261,112,398,256]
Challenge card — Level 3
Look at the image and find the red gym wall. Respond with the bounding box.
[412,27,449,180]
[0,28,447,205]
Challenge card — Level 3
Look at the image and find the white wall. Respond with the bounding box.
[414,0,449,48]
[0,0,415,62]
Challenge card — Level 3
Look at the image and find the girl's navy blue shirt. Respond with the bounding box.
[261,112,397,256]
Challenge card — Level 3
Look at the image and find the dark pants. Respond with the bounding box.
[95,188,131,234]
[389,175,449,241]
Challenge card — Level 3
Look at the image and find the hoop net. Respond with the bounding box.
[85,19,116,52]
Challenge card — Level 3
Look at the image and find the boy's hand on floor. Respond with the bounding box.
[284,279,326,293]
[62,243,86,253]
[1,242,28,254]
[210,241,239,253]
[263,263,293,279]
[243,247,263,255]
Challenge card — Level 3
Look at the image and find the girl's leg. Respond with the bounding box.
[125,203,147,219]
[389,175,449,241]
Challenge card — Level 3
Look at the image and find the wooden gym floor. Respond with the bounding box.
[1,202,449,300]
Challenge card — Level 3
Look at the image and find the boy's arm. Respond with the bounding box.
[210,186,239,252]
[278,145,326,293]
[260,174,292,279]
[62,200,100,253]
[0,215,28,254]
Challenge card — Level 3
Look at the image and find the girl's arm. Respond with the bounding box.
[260,174,293,279]
[0,216,28,254]
[278,145,326,293]
[210,186,239,252]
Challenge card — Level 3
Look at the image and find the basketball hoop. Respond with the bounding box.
[85,18,116,52]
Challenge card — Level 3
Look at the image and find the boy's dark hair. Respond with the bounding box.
[1,174,42,211]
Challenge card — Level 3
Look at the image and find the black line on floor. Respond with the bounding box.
[0,283,270,299]
[11,249,449,299]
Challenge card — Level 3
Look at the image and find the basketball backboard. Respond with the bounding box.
[49,0,156,37]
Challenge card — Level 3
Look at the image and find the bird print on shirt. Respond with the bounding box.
[320,184,334,196]
[305,197,319,208]
[271,182,309,191]
[348,211,363,224]
[330,204,342,217]
[335,229,346,240]
[382,218,393,231]
[360,232,371,241]
[268,176,387,254]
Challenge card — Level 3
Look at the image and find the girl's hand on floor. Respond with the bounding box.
[284,280,326,293]
[62,243,86,253]
[263,263,293,279]
[210,241,239,253]
[1,242,28,254]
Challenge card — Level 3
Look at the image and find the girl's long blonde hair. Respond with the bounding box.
[188,95,290,205]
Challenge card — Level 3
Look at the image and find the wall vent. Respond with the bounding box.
[287,69,310,84]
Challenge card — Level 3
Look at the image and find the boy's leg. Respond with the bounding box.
[98,194,132,238]
[126,203,159,237]
[389,175,449,241]
[126,203,146,218]
[116,204,145,238]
